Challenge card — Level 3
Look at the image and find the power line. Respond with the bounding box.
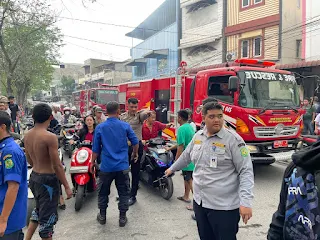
[64,40,127,61]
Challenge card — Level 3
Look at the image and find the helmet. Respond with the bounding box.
[63,107,71,113]
[71,106,77,111]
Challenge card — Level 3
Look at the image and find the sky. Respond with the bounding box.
[51,0,165,64]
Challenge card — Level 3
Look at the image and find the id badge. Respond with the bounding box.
[210,155,218,168]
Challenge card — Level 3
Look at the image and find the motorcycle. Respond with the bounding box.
[140,137,174,200]
[69,141,97,211]
[297,135,319,149]
[62,123,76,158]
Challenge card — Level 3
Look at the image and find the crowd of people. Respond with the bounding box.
[303,96,320,136]
[0,95,319,240]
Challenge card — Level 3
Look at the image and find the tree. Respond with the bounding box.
[61,75,75,94]
[0,0,60,98]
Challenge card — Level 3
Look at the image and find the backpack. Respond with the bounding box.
[284,164,320,240]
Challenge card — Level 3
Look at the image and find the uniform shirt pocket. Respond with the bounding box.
[191,145,202,161]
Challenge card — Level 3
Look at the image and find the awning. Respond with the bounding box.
[125,58,147,66]
[179,36,222,49]
[143,49,169,58]
[276,60,320,70]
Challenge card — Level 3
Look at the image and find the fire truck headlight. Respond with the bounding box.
[236,118,250,134]
[247,145,258,153]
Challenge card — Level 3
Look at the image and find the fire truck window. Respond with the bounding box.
[208,76,233,103]
[90,91,95,101]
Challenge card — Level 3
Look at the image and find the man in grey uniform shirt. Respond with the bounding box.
[166,102,254,240]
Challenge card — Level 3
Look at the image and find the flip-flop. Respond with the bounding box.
[177,196,191,203]
[186,205,193,211]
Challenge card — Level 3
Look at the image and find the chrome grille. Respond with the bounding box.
[253,126,299,138]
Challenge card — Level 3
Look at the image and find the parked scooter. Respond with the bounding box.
[140,137,174,200]
[62,123,76,158]
[69,141,97,211]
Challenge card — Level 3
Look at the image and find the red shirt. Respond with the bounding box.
[142,121,166,140]
[85,132,94,143]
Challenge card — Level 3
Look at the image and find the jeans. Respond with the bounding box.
[193,201,240,240]
[12,120,20,134]
[98,170,130,214]
[128,141,144,198]
[303,120,314,135]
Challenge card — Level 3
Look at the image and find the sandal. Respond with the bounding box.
[186,205,193,211]
[59,204,66,210]
[177,196,191,203]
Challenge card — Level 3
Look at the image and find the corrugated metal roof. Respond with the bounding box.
[275,60,320,69]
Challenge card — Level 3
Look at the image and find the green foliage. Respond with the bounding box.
[61,75,75,93]
[0,0,62,104]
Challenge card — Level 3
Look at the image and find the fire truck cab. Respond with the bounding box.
[119,59,303,164]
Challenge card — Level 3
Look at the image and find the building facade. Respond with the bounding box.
[180,0,223,67]
[225,0,302,64]
[126,0,178,81]
[77,58,132,86]
[304,0,320,61]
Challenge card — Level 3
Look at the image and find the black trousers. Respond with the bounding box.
[98,170,130,213]
[128,141,143,198]
[193,201,240,240]
[0,230,24,240]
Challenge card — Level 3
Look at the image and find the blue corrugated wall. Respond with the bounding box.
[130,22,178,80]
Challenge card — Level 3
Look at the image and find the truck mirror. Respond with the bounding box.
[228,76,238,92]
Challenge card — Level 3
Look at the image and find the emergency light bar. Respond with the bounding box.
[235,59,276,67]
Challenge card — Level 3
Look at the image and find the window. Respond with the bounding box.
[208,75,234,103]
[253,37,262,57]
[296,39,302,58]
[241,40,249,58]
[157,58,168,73]
[240,0,265,10]
[242,0,249,8]
[136,64,146,77]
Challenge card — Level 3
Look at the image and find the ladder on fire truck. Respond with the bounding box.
[169,61,187,129]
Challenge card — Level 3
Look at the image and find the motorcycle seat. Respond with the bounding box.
[302,135,319,139]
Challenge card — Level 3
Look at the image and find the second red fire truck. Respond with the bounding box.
[118,59,304,164]
[72,84,119,116]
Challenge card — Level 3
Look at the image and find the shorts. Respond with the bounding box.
[29,171,60,239]
[0,230,24,240]
[182,171,193,181]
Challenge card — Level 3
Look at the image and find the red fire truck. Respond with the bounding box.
[72,84,119,116]
[118,59,304,164]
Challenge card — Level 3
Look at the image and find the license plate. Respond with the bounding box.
[273,140,288,148]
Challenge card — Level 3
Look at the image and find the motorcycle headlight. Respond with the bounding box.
[76,149,89,164]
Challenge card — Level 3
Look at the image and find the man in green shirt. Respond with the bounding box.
[302,98,316,134]
[175,110,195,205]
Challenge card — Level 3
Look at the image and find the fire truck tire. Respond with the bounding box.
[75,185,85,211]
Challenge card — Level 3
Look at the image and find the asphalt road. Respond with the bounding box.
[29,157,288,240]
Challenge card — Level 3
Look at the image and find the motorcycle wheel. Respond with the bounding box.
[75,185,85,211]
[27,198,36,226]
[160,177,174,200]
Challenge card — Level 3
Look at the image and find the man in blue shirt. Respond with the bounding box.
[91,101,138,227]
[0,111,27,239]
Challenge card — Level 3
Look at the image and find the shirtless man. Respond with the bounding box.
[24,103,72,240]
